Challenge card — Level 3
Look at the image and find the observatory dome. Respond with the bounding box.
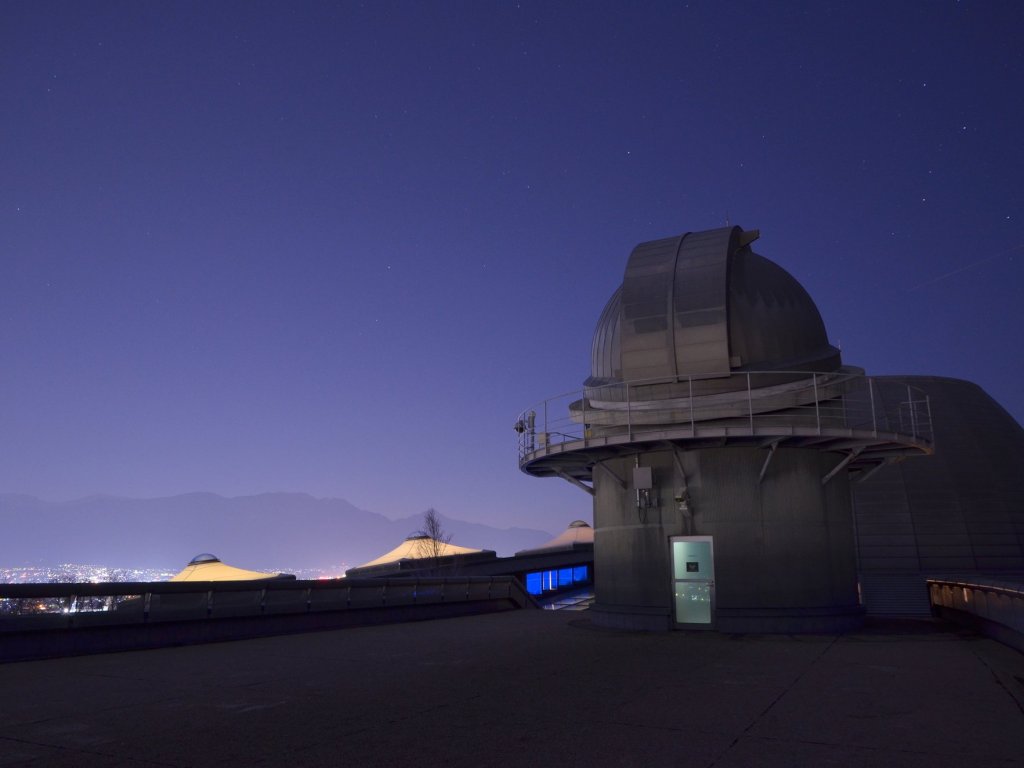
[588,226,840,388]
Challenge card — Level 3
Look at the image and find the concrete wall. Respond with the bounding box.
[592,451,685,630]
[592,446,862,632]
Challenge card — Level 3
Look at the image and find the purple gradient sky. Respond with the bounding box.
[2,1,1021,534]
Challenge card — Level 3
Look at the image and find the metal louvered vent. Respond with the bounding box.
[859,573,933,616]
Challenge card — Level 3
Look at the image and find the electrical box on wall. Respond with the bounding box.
[633,466,653,490]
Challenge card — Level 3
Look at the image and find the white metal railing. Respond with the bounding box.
[516,371,933,460]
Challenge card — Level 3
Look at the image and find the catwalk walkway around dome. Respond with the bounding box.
[1,611,1022,767]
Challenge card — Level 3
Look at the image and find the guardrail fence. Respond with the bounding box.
[0,576,532,633]
[928,578,1024,652]
[517,371,933,460]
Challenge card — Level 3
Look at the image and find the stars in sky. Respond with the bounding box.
[0,1,1020,536]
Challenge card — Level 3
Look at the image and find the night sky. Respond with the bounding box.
[3,1,1022,535]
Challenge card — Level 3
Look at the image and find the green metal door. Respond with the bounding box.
[671,536,715,628]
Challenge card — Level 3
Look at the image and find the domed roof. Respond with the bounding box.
[347,537,495,575]
[172,555,290,582]
[515,519,594,555]
[588,226,839,387]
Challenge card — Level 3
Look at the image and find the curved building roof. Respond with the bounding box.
[588,226,840,388]
[515,520,593,556]
[171,555,289,582]
[352,535,492,571]
[851,376,1024,614]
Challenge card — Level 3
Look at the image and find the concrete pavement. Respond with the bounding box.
[1,611,1023,767]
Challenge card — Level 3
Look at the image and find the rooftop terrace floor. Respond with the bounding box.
[2,610,1023,767]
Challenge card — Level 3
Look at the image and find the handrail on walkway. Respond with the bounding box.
[927,577,1024,652]
[516,370,933,461]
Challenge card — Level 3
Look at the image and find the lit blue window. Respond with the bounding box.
[526,565,590,595]
[526,572,542,595]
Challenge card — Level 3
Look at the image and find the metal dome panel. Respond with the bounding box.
[588,287,622,385]
[591,225,841,387]
[619,228,733,381]
[620,234,684,381]
[728,248,840,371]
[671,227,733,376]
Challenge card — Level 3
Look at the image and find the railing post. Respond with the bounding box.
[908,385,917,439]
[747,373,754,433]
[582,391,587,445]
[925,395,933,442]
[813,374,821,434]
[626,382,632,440]
[689,376,695,435]
[868,377,877,437]
[516,412,522,457]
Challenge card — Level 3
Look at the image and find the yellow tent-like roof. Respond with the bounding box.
[516,520,593,555]
[353,535,487,570]
[170,553,286,582]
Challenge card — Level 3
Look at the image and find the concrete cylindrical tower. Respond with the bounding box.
[518,226,933,632]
